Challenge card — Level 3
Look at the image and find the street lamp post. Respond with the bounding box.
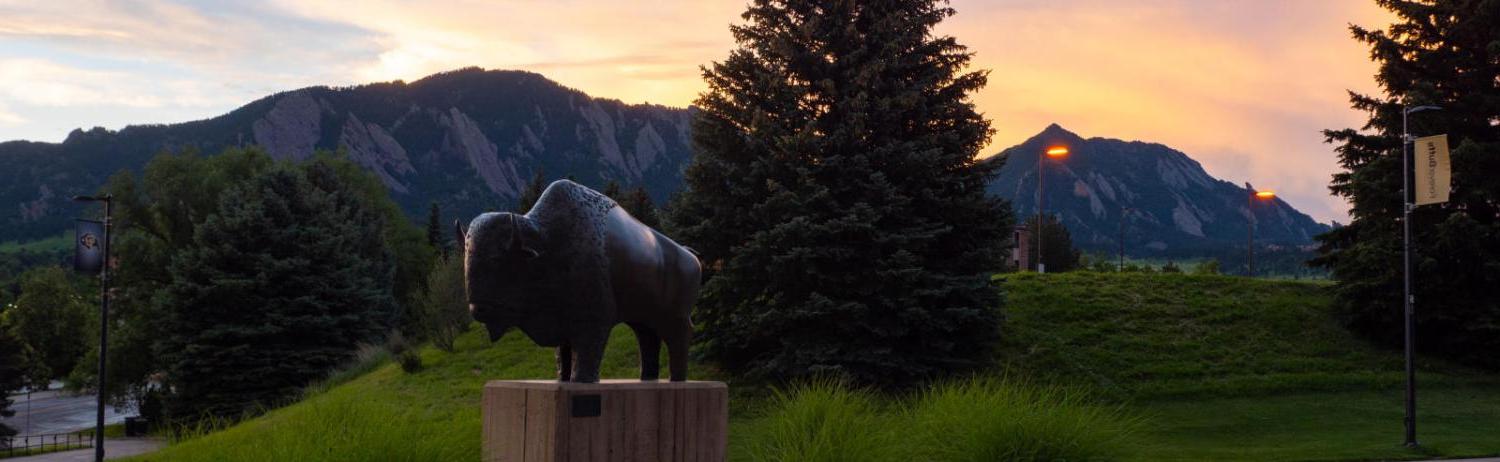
[1038,146,1069,273]
[72,194,111,462]
[1247,190,1274,277]
[1402,104,1440,448]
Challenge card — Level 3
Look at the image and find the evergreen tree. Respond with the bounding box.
[158,163,397,420]
[0,324,26,438]
[1313,0,1500,367]
[669,0,1011,385]
[516,170,547,214]
[602,180,623,200]
[427,202,445,257]
[75,148,275,409]
[621,187,660,229]
[1023,214,1081,273]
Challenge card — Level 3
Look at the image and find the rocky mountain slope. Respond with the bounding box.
[0,68,693,243]
[986,124,1330,255]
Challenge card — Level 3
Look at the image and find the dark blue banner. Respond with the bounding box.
[75,219,104,274]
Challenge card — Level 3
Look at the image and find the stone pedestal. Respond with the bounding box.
[482,380,728,462]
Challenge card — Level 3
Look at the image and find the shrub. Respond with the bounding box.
[398,350,422,373]
[418,256,470,352]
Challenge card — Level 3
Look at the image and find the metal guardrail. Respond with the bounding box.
[0,432,94,458]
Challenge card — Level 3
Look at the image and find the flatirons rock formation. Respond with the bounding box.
[985,124,1330,254]
[0,68,693,243]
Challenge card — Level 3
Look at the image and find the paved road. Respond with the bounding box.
[2,438,163,461]
[0,390,131,436]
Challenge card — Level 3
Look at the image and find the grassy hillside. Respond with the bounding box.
[126,273,1500,461]
[997,272,1489,399]
[998,272,1500,461]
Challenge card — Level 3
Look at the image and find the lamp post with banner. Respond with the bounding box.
[1400,104,1443,448]
[72,195,111,462]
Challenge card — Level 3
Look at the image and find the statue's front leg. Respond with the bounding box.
[557,344,573,381]
[569,327,612,383]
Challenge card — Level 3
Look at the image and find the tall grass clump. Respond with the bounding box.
[907,377,1140,461]
[741,379,902,462]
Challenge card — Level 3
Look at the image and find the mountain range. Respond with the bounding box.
[985,124,1330,254]
[0,68,1330,257]
[0,68,693,243]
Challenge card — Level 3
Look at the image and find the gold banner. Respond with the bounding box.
[1413,134,1450,206]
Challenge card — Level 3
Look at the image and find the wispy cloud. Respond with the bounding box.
[0,101,24,125]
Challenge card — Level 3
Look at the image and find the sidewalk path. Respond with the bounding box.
[2,438,164,461]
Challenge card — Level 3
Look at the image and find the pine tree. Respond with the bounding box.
[1023,214,1081,273]
[602,181,623,200]
[622,187,660,229]
[516,170,547,214]
[1313,0,1500,367]
[158,163,397,420]
[669,0,1011,385]
[426,202,445,258]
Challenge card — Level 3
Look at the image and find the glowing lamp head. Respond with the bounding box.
[1045,146,1069,157]
[1255,191,1275,200]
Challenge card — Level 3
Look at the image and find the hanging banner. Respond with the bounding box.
[1413,134,1451,206]
[75,219,104,274]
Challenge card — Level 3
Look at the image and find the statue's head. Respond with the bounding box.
[458,212,542,341]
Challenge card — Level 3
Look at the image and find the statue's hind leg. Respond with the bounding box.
[556,344,573,381]
[628,322,662,381]
[662,318,692,382]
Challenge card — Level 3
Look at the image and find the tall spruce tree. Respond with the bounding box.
[669,0,1011,385]
[158,163,397,420]
[1314,0,1500,367]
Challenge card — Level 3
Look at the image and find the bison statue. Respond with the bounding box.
[458,180,701,383]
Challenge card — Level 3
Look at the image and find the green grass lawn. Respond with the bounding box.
[1134,387,1500,461]
[1000,272,1500,461]
[125,272,1500,461]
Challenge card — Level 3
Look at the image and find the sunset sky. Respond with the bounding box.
[0,0,1394,223]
